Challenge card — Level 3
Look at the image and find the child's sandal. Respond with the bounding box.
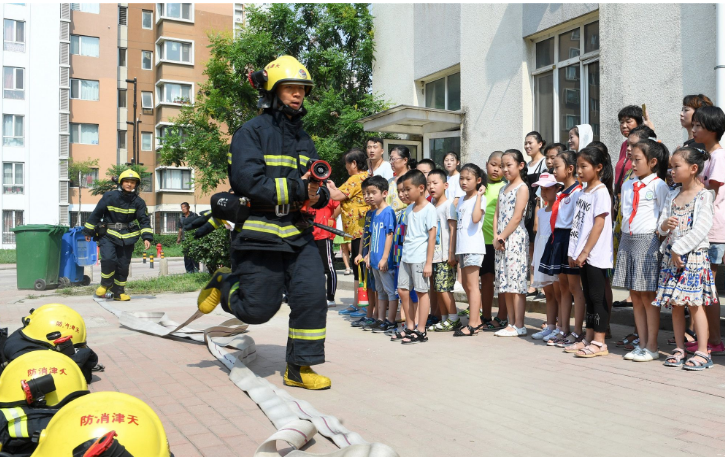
[453,325,478,337]
[664,348,686,367]
[402,329,427,345]
[482,317,506,332]
[575,341,609,358]
[683,351,713,371]
[616,333,638,347]
[563,339,589,354]
[390,328,411,342]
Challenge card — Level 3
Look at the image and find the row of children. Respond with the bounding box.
[336,100,723,371]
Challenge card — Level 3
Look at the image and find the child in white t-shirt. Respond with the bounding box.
[450,164,486,337]
[566,147,614,358]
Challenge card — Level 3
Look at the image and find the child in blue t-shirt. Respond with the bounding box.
[359,176,397,332]
[352,204,378,328]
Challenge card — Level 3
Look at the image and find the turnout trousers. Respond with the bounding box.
[98,237,134,292]
[222,238,327,366]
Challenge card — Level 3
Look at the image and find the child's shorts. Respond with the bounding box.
[372,268,396,301]
[480,244,495,275]
[398,261,429,293]
[709,243,725,265]
[458,253,483,268]
[367,267,376,292]
[433,262,455,292]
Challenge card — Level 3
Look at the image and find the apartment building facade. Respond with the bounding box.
[1,3,64,247]
[67,2,236,238]
[365,4,720,168]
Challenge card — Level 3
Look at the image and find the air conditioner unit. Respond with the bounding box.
[235,17,242,22]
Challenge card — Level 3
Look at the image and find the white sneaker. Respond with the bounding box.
[495,326,519,337]
[327,300,337,307]
[515,325,527,336]
[633,348,660,362]
[453,281,464,293]
[532,326,555,340]
[623,346,643,360]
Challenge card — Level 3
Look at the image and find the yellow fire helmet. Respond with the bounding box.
[262,55,314,95]
[0,350,88,408]
[22,303,87,347]
[118,169,141,185]
[32,392,171,457]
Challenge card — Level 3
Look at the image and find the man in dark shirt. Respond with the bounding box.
[177,202,199,273]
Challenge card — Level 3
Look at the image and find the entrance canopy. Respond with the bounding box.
[358,105,463,135]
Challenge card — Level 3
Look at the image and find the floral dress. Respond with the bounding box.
[653,193,717,308]
[386,176,408,215]
[495,182,530,294]
[339,172,370,239]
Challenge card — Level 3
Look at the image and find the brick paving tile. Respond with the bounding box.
[3,280,725,456]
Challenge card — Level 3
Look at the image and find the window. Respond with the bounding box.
[159,168,191,190]
[142,51,152,70]
[141,132,152,151]
[119,48,127,67]
[158,3,192,21]
[69,123,99,145]
[118,130,127,149]
[2,210,23,244]
[141,91,153,109]
[72,211,92,228]
[141,173,152,192]
[118,89,127,108]
[157,125,188,148]
[3,163,23,194]
[142,10,153,29]
[3,67,24,100]
[70,35,100,58]
[163,212,182,233]
[158,82,192,105]
[157,39,192,64]
[532,20,600,143]
[70,168,98,188]
[424,72,460,111]
[3,19,25,52]
[119,6,127,25]
[3,115,23,147]
[70,79,99,101]
[71,3,100,14]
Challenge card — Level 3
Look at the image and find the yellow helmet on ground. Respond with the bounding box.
[263,55,314,94]
[32,392,171,457]
[0,350,88,408]
[118,169,141,185]
[22,303,87,347]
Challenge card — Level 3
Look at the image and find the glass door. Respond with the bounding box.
[424,131,461,169]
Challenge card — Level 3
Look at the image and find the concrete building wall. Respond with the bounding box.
[413,3,460,81]
[371,3,416,106]
[522,3,599,38]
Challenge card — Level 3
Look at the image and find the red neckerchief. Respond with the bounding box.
[628,176,659,234]
[551,182,582,238]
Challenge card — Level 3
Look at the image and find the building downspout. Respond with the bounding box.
[717,4,725,107]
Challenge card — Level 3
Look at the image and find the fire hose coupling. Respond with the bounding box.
[309,160,331,182]
[21,374,56,404]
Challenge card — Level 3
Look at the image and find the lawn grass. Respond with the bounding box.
[0,249,16,264]
[57,272,210,296]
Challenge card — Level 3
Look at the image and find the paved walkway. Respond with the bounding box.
[2,271,725,456]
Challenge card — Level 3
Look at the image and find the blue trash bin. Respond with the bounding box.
[59,226,97,286]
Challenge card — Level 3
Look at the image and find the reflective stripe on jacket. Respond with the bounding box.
[82,190,154,246]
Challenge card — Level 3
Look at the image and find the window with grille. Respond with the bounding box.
[3,67,24,100]
[70,79,99,101]
[532,20,600,143]
[2,210,23,244]
[4,19,25,52]
[159,169,191,190]
[70,35,100,58]
[69,168,98,188]
[3,115,23,147]
[69,123,99,145]
[163,212,183,233]
[3,162,23,194]
[72,211,92,227]
[119,6,127,25]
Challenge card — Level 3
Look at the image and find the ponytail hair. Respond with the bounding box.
[525,131,547,149]
[460,163,486,189]
[578,146,614,196]
[557,149,578,177]
[632,139,669,181]
[673,146,710,176]
[503,149,528,181]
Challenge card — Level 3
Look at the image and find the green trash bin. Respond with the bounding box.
[11,224,69,290]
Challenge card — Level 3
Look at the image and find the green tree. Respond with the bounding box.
[159,3,392,190]
[90,164,152,196]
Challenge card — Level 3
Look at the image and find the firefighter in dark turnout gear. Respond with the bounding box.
[83,170,152,301]
[197,55,332,390]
